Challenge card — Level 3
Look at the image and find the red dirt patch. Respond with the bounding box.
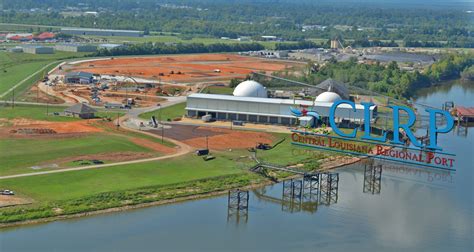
[182,127,274,150]
[0,195,32,208]
[130,138,176,155]
[70,54,301,83]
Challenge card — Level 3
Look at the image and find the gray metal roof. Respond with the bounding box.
[65,71,94,78]
[316,79,350,100]
[61,27,141,33]
[64,103,97,114]
[187,93,369,110]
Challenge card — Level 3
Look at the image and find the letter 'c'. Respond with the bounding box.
[329,100,357,138]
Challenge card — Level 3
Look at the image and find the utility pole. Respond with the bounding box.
[116,112,120,130]
[46,85,49,116]
[11,89,14,109]
[158,104,163,143]
[206,135,209,150]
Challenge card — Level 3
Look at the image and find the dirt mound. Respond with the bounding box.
[11,128,57,134]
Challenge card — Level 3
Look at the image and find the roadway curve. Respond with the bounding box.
[0,96,192,180]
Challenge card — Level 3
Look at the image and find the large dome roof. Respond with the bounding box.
[315,91,342,103]
[233,80,268,98]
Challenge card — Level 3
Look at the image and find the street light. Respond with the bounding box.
[158,104,163,143]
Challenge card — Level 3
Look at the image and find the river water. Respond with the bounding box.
[1,80,473,251]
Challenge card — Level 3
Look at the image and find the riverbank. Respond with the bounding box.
[0,152,364,228]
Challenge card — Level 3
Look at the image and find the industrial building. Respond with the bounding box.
[61,27,143,37]
[65,72,94,84]
[22,45,54,54]
[98,44,126,50]
[186,80,375,126]
[55,44,97,52]
[8,47,23,53]
[64,103,97,119]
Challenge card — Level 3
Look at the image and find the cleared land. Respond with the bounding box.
[68,54,301,83]
[0,105,176,176]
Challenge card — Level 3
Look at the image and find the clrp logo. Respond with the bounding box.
[329,100,454,151]
[291,100,457,170]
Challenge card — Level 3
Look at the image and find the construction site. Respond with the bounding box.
[26,54,302,108]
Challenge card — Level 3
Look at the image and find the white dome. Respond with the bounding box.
[315,91,342,103]
[233,80,268,98]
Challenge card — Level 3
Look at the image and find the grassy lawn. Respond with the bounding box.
[0,104,124,122]
[0,133,328,223]
[138,102,186,121]
[0,104,77,122]
[0,133,155,176]
[0,51,90,98]
[0,153,246,202]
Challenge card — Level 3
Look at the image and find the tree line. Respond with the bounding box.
[93,42,265,56]
[2,0,472,48]
[277,53,473,99]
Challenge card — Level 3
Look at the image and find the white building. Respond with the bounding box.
[186,80,375,126]
[61,27,143,37]
[55,43,97,52]
[22,45,54,54]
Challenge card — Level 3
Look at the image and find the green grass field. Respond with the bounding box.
[0,153,245,202]
[0,51,90,98]
[0,131,327,223]
[0,133,155,176]
[0,104,124,122]
[138,102,186,121]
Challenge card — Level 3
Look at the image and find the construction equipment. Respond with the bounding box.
[256,143,272,150]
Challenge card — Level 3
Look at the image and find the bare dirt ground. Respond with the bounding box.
[1,119,103,137]
[0,195,32,208]
[155,124,274,150]
[68,54,301,83]
[129,137,176,154]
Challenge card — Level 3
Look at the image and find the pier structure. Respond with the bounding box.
[227,189,249,223]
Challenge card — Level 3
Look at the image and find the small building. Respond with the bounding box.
[65,72,94,84]
[64,103,97,119]
[61,27,143,37]
[261,35,278,41]
[8,47,23,53]
[55,43,97,52]
[22,45,54,54]
[98,43,125,50]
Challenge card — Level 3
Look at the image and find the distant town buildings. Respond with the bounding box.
[55,43,97,52]
[61,27,143,37]
[22,45,54,54]
[98,43,125,50]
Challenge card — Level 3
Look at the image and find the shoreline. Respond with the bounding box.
[0,155,362,229]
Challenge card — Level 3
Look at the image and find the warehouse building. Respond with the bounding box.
[64,103,97,119]
[22,45,54,54]
[61,27,143,37]
[55,43,97,52]
[65,72,94,84]
[186,80,375,126]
